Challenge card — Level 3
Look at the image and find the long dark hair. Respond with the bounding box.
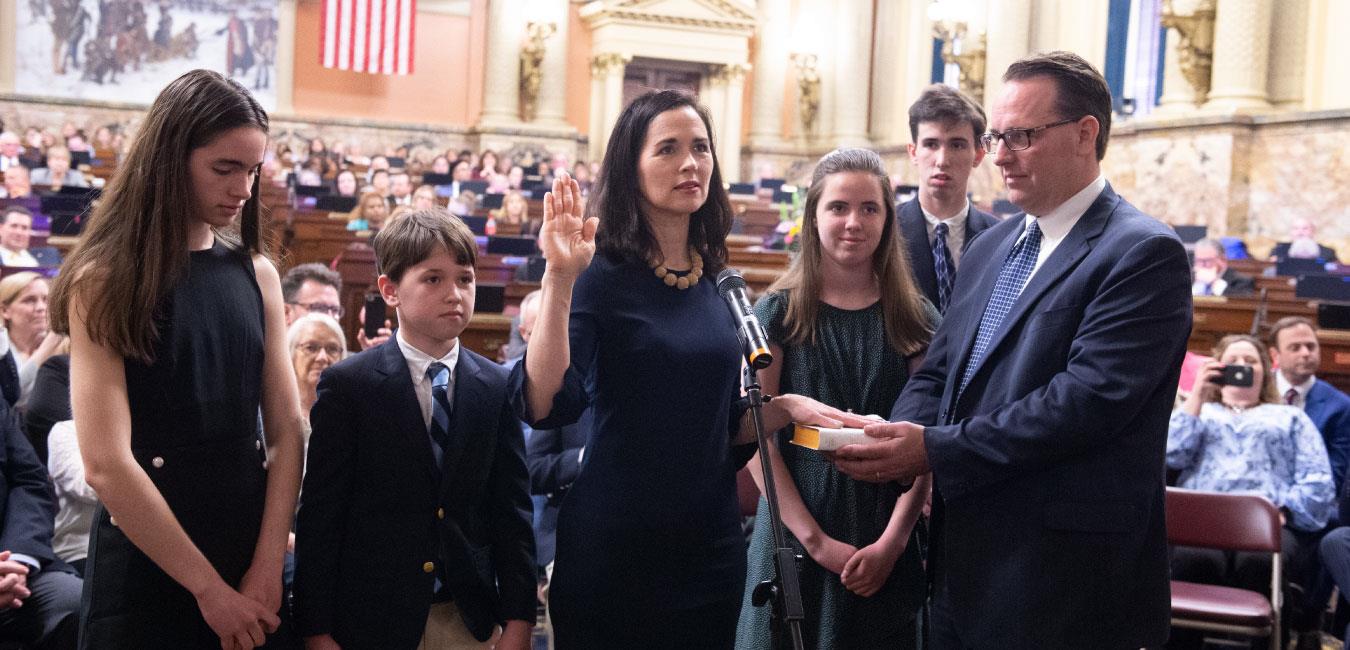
[589,90,732,275]
[50,69,269,362]
[768,148,932,356]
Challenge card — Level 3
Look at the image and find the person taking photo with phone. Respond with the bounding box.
[1165,333,1334,649]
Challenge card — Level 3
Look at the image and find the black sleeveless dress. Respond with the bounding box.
[79,240,269,649]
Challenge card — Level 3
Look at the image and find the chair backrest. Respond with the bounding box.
[1165,487,1281,553]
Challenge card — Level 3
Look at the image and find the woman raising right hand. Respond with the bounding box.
[515,90,867,649]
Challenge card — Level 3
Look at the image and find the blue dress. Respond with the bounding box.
[511,254,752,649]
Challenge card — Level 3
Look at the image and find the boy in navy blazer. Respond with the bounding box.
[294,209,535,649]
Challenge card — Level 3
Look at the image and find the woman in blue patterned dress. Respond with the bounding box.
[1166,333,1334,649]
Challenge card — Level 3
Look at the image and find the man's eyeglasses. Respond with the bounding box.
[289,301,344,318]
[980,118,1080,154]
[297,342,344,358]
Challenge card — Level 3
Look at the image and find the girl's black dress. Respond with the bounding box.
[80,240,268,648]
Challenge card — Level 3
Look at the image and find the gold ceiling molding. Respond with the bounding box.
[581,0,756,32]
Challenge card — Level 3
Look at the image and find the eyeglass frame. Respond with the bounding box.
[295,341,345,358]
[980,117,1081,154]
[287,301,345,318]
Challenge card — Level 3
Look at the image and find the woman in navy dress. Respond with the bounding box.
[50,70,305,649]
[514,90,865,649]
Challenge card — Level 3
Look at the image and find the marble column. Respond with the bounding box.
[0,0,15,93]
[533,0,571,127]
[983,0,1033,107]
[869,0,904,145]
[830,0,874,147]
[274,0,297,115]
[478,0,524,128]
[1204,0,1274,111]
[747,0,789,148]
[1265,0,1307,109]
[1154,19,1200,113]
[587,53,630,162]
[709,64,748,182]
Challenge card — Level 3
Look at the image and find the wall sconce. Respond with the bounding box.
[1160,0,1216,104]
[789,52,820,137]
[519,21,557,122]
[929,1,986,103]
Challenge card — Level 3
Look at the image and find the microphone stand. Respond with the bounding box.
[742,362,806,650]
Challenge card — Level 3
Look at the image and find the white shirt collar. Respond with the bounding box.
[1276,371,1316,399]
[1022,174,1106,242]
[395,329,460,380]
[921,199,971,228]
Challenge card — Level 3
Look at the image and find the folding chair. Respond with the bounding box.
[1166,487,1283,650]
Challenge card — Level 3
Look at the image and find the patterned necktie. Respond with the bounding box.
[1286,388,1299,406]
[933,222,957,313]
[426,362,452,451]
[958,220,1043,395]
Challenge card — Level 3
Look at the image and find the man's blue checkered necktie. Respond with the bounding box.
[426,362,452,451]
[957,220,1043,395]
[933,222,956,313]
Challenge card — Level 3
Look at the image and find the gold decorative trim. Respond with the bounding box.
[589,52,633,77]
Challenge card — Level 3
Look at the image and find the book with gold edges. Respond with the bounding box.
[789,423,879,451]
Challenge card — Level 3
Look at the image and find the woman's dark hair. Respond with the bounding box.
[589,90,732,275]
[50,69,269,362]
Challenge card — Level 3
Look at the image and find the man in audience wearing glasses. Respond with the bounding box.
[282,263,344,327]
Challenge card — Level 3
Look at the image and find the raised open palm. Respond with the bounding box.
[538,171,599,279]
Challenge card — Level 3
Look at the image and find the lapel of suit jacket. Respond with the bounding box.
[956,185,1117,394]
[1306,380,1329,418]
[439,350,489,493]
[900,200,938,298]
[949,218,1025,383]
[377,341,440,482]
[962,206,992,252]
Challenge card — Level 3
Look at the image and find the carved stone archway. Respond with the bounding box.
[581,0,754,180]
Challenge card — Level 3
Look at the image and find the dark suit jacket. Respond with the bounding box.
[1219,267,1256,297]
[891,184,1192,649]
[1271,241,1340,264]
[0,352,17,409]
[525,417,587,568]
[0,398,70,574]
[1308,379,1350,504]
[293,341,536,647]
[898,199,998,309]
[22,354,70,465]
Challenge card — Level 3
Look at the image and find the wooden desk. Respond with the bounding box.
[1190,297,1317,352]
[460,313,513,361]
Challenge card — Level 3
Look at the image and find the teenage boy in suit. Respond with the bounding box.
[294,209,535,650]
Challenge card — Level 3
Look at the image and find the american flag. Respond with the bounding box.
[321,0,416,75]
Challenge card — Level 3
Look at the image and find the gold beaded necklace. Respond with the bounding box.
[650,248,704,290]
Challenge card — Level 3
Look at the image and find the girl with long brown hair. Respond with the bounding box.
[735,148,936,649]
[49,69,304,649]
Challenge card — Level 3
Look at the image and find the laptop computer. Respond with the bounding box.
[315,195,358,212]
[1296,274,1350,301]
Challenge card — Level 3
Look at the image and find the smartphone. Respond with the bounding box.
[1216,364,1254,387]
[363,293,387,340]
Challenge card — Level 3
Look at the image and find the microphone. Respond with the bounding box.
[716,268,774,369]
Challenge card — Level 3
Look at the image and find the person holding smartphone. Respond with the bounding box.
[1166,333,1334,649]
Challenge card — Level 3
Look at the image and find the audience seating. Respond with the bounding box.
[1166,487,1283,650]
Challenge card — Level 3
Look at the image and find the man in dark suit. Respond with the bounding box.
[1268,316,1350,645]
[835,52,1192,649]
[899,84,998,313]
[1269,317,1350,495]
[294,211,535,650]
[1191,237,1255,297]
[0,399,81,649]
[1270,218,1339,264]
